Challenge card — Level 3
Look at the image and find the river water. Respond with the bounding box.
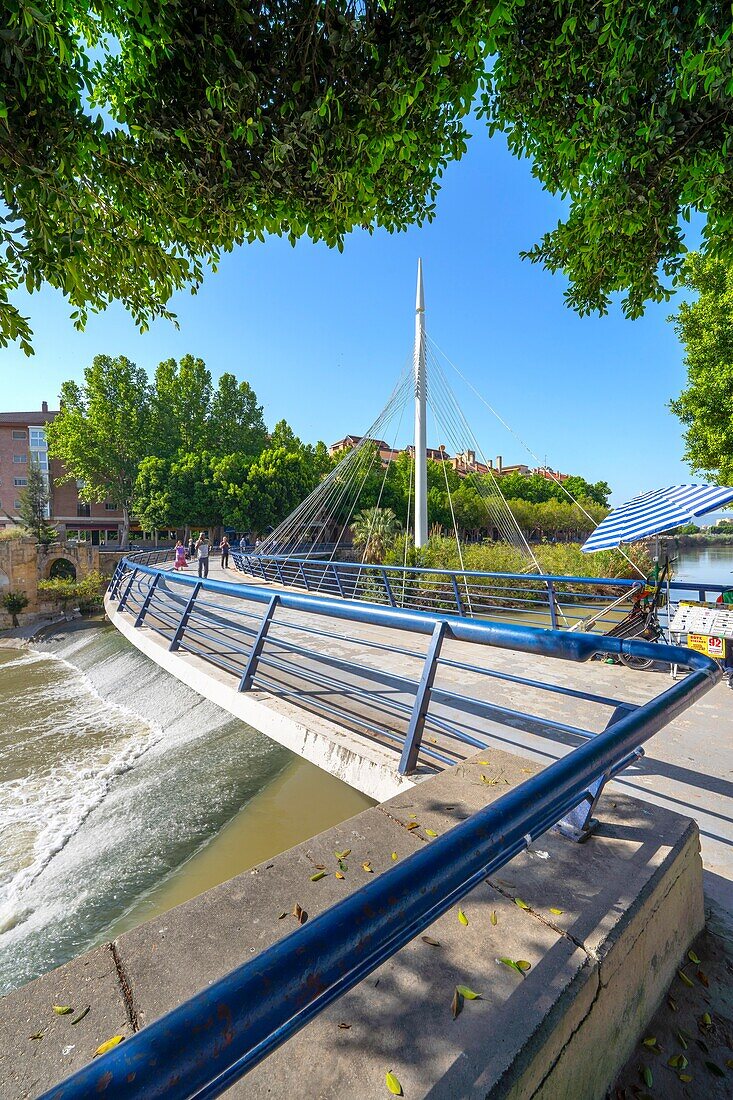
[0,622,371,996]
[1,545,730,998]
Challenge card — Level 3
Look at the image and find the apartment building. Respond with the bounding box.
[0,403,125,545]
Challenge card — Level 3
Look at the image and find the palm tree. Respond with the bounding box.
[351,507,401,564]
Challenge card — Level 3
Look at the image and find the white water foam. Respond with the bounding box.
[0,624,289,995]
[0,649,164,933]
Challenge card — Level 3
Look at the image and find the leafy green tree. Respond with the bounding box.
[351,507,402,564]
[669,253,733,483]
[3,2,491,353]
[150,356,213,458]
[246,446,314,533]
[167,452,222,532]
[17,459,56,544]
[212,453,257,531]
[484,3,733,318]
[1,591,28,627]
[46,355,151,548]
[208,374,267,457]
[133,457,175,533]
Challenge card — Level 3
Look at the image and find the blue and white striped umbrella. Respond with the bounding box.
[582,484,733,552]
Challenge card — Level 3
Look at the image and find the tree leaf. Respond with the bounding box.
[362,861,373,873]
[334,849,351,859]
[677,969,694,987]
[514,898,529,910]
[451,988,464,1019]
[425,829,438,837]
[490,910,498,926]
[696,969,709,987]
[30,1032,43,1040]
[701,1012,711,1027]
[515,960,531,973]
[642,1036,657,1048]
[94,1035,125,1057]
[457,908,468,926]
[391,852,398,861]
[335,871,345,880]
[687,949,700,965]
[705,1061,725,1077]
[456,986,482,999]
[310,871,327,881]
[549,907,563,915]
[679,1073,693,1082]
[406,822,419,830]
[53,1006,73,1015]
[385,1070,403,1095]
[292,903,308,924]
[70,1006,90,1025]
[641,1064,653,1087]
[278,911,287,919]
[337,1022,351,1030]
[421,936,441,947]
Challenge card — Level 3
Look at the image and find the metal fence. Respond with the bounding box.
[231,552,730,633]
[46,554,720,1099]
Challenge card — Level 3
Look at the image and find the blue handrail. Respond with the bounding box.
[226,550,729,632]
[45,566,720,1097]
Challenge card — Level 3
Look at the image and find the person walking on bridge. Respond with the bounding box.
[195,532,210,579]
[220,535,230,569]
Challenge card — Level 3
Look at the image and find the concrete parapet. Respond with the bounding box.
[0,749,704,1099]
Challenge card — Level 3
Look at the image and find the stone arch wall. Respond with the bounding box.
[48,557,77,581]
[40,543,100,580]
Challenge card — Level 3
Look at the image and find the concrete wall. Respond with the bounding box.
[0,747,705,1099]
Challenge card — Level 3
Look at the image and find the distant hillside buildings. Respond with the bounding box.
[328,435,569,482]
[0,404,125,545]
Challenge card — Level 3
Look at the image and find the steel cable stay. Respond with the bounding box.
[426,334,646,581]
[423,351,535,557]
[254,371,411,559]
[425,346,541,569]
[425,369,530,558]
[257,372,411,560]
[254,365,413,565]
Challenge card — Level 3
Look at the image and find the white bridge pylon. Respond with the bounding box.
[413,258,428,548]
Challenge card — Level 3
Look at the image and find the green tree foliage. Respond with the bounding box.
[351,506,401,564]
[209,374,267,456]
[1,590,29,626]
[3,1,489,353]
[150,356,213,457]
[10,3,733,355]
[245,446,315,532]
[46,355,152,547]
[669,253,733,483]
[483,3,733,318]
[166,452,222,531]
[17,458,56,543]
[133,456,174,533]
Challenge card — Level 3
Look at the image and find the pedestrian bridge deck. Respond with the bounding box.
[107,555,733,910]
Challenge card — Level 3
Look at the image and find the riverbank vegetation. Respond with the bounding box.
[37,572,107,616]
[6,4,733,353]
[47,354,609,548]
[384,535,650,583]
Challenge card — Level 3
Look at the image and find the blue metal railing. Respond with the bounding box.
[230,551,730,632]
[47,558,720,1098]
[106,555,715,776]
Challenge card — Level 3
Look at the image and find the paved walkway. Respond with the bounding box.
[128,556,733,911]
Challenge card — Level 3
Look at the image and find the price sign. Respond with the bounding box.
[686,633,725,659]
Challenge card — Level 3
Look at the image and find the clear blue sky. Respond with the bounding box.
[0,123,700,505]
